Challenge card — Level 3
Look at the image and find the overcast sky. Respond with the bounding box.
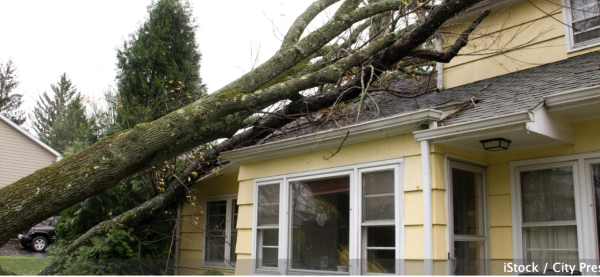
[0,1,339,125]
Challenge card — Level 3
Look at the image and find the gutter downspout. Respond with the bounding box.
[436,34,444,91]
[421,140,433,275]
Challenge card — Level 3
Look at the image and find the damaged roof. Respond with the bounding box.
[258,51,600,144]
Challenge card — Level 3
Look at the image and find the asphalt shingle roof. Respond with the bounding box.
[259,51,600,144]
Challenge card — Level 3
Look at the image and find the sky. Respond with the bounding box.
[0,0,340,127]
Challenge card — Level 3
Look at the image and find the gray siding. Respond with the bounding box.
[0,120,57,189]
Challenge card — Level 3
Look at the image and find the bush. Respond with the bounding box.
[201,268,224,275]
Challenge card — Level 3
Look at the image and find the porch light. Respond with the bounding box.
[480,138,511,152]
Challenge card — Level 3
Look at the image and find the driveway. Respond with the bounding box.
[0,239,48,258]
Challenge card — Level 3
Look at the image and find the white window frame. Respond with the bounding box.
[251,158,405,276]
[561,0,600,53]
[510,152,600,275]
[203,194,238,269]
[445,158,491,276]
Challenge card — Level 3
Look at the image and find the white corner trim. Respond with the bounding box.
[421,141,433,275]
[544,85,600,112]
[222,109,443,164]
[413,111,534,142]
[0,114,62,161]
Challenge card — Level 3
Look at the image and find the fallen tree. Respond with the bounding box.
[0,0,486,249]
[39,7,491,274]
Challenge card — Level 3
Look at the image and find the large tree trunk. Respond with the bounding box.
[0,0,484,247]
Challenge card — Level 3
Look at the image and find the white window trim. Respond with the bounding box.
[561,0,600,53]
[203,193,238,270]
[251,158,405,276]
[445,157,491,276]
[510,151,600,275]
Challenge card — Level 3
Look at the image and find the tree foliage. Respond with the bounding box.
[0,59,25,125]
[115,0,206,129]
[30,73,92,154]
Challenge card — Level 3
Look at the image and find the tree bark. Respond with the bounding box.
[0,0,484,248]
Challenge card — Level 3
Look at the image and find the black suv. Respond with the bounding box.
[18,216,59,252]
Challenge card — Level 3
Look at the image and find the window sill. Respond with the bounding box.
[566,37,600,53]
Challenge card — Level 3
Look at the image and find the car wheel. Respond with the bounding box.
[31,236,48,252]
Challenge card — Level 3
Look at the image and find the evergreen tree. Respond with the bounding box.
[115,0,206,129]
[31,73,90,153]
[0,59,26,125]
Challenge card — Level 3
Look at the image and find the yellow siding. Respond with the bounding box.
[177,174,240,275]
[0,118,57,189]
[441,0,600,89]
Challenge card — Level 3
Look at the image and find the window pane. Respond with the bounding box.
[452,169,485,236]
[259,229,279,246]
[366,250,395,273]
[260,248,279,268]
[366,226,395,247]
[232,199,238,230]
[207,200,227,230]
[258,229,278,268]
[258,184,279,226]
[230,231,237,263]
[594,164,600,257]
[524,226,579,266]
[454,241,485,275]
[521,167,575,223]
[206,234,225,262]
[362,170,395,221]
[290,176,350,271]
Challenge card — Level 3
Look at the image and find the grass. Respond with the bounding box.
[0,256,51,275]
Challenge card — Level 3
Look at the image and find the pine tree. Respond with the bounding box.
[115,0,206,129]
[0,59,26,125]
[31,73,90,153]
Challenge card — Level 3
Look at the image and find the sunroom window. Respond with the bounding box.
[253,159,403,275]
[520,167,579,266]
[204,195,238,268]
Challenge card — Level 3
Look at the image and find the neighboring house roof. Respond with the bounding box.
[0,114,62,160]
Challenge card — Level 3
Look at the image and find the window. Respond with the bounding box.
[512,154,600,272]
[252,159,404,275]
[563,0,600,52]
[204,195,238,268]
[448,161,488,275]
[520,167,578,266]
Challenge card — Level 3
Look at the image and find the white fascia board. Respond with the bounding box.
[413,111,534,143]
[526,103,574,144]
[0,114,62,161]
[222,109,443,164]
[544,86,600,112]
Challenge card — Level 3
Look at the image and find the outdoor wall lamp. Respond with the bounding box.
[480,138,511,151]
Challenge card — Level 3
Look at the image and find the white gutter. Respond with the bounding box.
[223,109,443,164]
[421,140,433,275]
[413,111,534,143]
[0,114,62,161]
[544,85,600,112]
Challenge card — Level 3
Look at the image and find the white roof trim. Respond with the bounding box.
[0,114,62,161]
[195,162,240,183]
[544,86,600,112]
[222,109,443,164]
[413,111,534,142]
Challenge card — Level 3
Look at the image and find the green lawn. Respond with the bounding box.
[0,256,51,275]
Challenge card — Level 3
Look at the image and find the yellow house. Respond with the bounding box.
[176,0,600,275]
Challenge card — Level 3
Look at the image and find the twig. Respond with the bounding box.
[323,131,350,160]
